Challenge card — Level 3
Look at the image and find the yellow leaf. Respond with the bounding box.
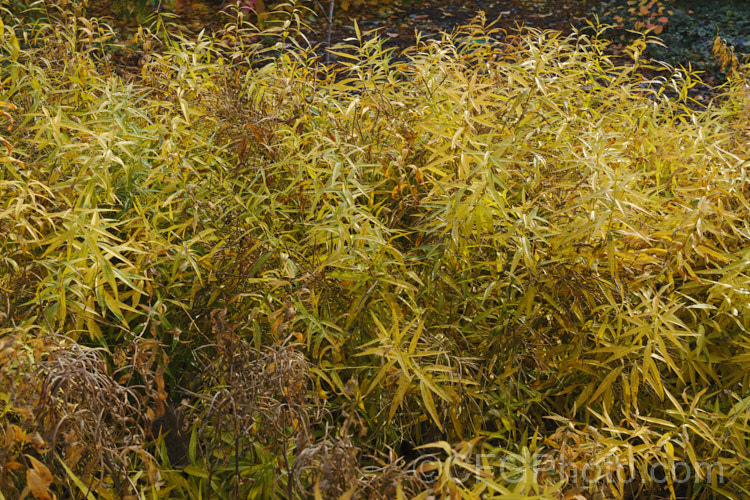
[590,366,624,402]
[420,382,443,432]
[339,484,357,500]
[314,482,324,500]
[388,375,410,422]
[58,458,98,500]
[665,441,674,459]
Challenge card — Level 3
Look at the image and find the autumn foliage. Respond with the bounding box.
[1,1,750,499]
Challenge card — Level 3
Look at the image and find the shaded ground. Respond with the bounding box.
[92,0,602,51]
[87,0,723,105]
[298,0,601,56]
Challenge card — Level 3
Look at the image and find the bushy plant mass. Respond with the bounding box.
[1,1,749,498]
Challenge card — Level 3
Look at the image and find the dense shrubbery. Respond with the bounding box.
[1,1,750,498]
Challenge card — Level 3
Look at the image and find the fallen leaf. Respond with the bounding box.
[26,455,55,500]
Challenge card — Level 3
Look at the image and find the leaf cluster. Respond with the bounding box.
[1,1,750,498]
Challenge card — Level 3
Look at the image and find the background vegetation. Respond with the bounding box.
[597,0,750,76]
[1,0,749,498]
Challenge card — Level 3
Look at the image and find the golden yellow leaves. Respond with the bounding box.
[712,36,748,76]
[0,100,23,168]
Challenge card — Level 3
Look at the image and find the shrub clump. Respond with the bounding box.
[1,1,749,498]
